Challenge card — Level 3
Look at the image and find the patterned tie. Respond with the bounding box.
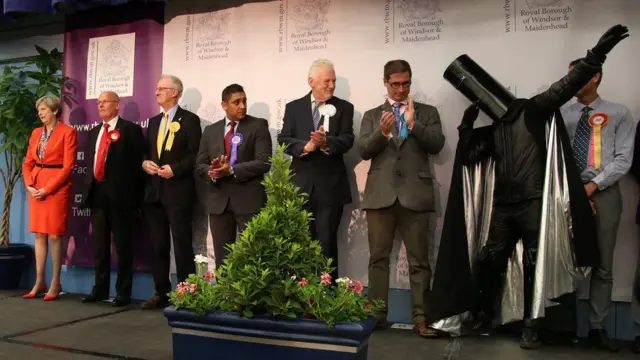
[94,123,110,182]
[572,106,593,172]
[393,102,408,139]
[312,101,323,130]
[225,120,236,156]
[157,112,168,158]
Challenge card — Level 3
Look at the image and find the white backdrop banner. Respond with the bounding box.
[161,0,640,301]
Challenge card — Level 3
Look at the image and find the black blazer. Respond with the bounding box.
[195,115,272,215]
[143,106,202,208]
[80,117,145,210]
[277,92,354,206]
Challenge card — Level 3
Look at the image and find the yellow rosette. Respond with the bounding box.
[165,121,181,151]
[588,112,609,169]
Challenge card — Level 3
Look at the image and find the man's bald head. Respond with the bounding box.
[97,91,121,121]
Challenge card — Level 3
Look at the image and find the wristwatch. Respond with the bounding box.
[229,166,235,176]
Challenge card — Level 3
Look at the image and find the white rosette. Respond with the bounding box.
[319,104,336,132]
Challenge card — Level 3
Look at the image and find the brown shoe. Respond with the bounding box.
[414,321,438,338]
[141,295,170,310]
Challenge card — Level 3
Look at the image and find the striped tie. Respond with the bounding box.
[312,101,323,130]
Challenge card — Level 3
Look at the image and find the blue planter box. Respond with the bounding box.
[164,306,376,360]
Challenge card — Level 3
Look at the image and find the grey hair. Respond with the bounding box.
[36,95,61,115]
[161,74,184,98]
[308,59,334,79]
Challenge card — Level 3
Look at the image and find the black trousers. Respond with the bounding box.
[90,182,136,298]
[209,204,254,268]
[305,190,344,280]
[478,198,541,322]
[145,202,196,297]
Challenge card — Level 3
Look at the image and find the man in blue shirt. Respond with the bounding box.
[562,59,636,352]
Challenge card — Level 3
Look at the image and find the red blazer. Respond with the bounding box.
[23,122,77,195]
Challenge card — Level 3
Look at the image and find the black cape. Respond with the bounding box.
[425,99,600,326]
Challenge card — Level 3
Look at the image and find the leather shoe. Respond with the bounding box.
[141,295,171,310]
[588,329,619,352]
[112,295,131,307]
[81,291,109,303]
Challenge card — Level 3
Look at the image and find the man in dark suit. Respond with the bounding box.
[277,59,354,279]
[195,84,272,266]
[359,60,445,337]
[141,75,202,309]
[80,91,145,306]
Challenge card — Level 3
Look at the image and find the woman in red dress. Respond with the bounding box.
[22,95,77,301]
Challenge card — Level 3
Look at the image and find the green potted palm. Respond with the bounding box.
[0,46,67,289]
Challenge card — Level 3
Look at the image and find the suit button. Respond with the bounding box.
[397,155,402,160]
[396,170,402,177]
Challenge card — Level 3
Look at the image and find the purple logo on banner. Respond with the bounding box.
[61,8,164,273]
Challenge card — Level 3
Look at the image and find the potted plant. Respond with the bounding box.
[164,144,384,360]
[0,46,68,289]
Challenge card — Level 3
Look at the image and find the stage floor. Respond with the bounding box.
[1,290,638,360]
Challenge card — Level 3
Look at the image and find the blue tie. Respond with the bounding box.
[572,106,592,172]
[312,101,323,130]
[393,103,408,139]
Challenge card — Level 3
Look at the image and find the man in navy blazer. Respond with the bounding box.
[278,58,355,279]
[141,75,202,309]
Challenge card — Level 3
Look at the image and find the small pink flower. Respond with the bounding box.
[364,305,370,310]
[204,271,215,281]
[297,277,307,287]
[189,284,198,293]
[177,282,188,294]
[351,280,363,295]
[320,272,331,285]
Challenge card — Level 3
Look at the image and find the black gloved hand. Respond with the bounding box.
[461,100,481,126]
[591,24,629,57]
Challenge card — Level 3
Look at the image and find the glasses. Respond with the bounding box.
[388,81,411,89]
[156,87,176,92]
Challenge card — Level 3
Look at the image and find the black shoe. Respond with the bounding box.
[81,290,109,303]
[112,295,131,307]
[588,329,619,352]
[374,318,391,331]
[520,327,541,349]
[141,295,171,310]
[631,336,640,353]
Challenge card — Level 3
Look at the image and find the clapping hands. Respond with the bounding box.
[209,155,231,180]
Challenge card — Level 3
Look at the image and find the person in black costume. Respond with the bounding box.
[426,24,630,349]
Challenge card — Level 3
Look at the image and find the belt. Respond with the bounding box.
[35,163,63,169]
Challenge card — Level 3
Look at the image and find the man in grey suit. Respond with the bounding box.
[359,60,445,338]
[195,84,272,266]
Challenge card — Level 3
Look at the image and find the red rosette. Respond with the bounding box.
[107,129,121,143]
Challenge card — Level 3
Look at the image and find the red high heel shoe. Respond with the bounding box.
[23,284,48,299]
[44,288,62,301]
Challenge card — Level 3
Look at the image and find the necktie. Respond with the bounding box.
[572,106,593,172]
[94,123,110,182]
[157,112,168,158]
[312,101,323,130]
[393,102,408,139]
[225,120,236,156]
